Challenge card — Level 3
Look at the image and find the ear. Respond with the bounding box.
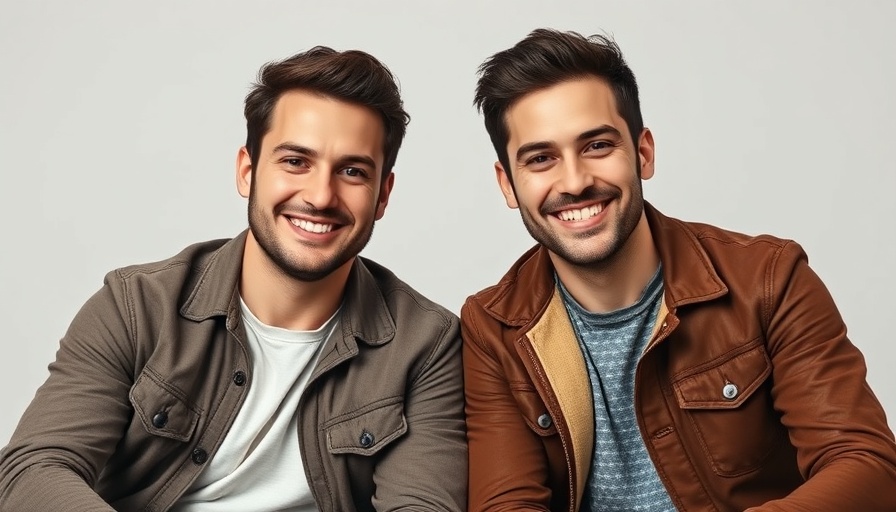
[637,128,656,181]
[374,172,395,220]
[236,146,253,198]
[495,161,519,209]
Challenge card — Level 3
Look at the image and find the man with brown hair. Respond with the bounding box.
[0,46,466,511]
[462,28,896,511]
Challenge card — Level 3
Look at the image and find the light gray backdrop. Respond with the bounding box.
[1,1,894,445]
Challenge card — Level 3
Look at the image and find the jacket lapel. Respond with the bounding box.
[527,291,594,511]
[311,257,396,380]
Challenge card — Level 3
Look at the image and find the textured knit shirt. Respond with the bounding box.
[559,267,676,511]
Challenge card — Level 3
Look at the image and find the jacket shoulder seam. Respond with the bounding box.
[762,239,794,331]
[461,299,497,360]
[113,261,191,351]
[384,287,454,387]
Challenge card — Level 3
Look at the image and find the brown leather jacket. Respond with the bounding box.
[461,203,896,512]
[0,232,467,511]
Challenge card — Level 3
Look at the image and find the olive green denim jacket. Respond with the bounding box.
[0,231,467,511]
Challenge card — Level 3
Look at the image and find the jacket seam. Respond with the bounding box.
[670,337,764,381]
[321,396,404,429]
[386,288,452,388]
[115,269,138,354]
[647,373,688,510]
[762,241,790,331]
[462,301,498,360]
[519,337,576,512]
[695,233,787,249]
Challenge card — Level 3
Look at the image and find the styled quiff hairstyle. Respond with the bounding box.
[474,29,643,177]
[244,46,409,176]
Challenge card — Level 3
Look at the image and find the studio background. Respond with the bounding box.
[1,0,894,444]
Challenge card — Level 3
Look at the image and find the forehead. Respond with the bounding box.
[504,77,629,148]
[265,89,384,161]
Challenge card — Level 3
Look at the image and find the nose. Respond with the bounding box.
[301,169,338,210]
[555,158,594,196]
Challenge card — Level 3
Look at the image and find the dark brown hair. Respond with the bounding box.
[474,29,643,176]
[244,46,409,176]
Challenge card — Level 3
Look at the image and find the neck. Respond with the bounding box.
[239,231,351,331]
[551,212,660,314]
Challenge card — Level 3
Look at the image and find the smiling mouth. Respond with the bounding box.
[289,217,335,233]
[555,202,605,222]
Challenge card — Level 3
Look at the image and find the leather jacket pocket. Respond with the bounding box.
[130,368,200,442]
[511,384,557,437]
[671,340,786,477]
[325,397,407,456]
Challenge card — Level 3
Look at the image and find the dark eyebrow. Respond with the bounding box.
[515,141,555,164]
[336,154,377,170]
[272,143,318,158]
[515,125,623,163]
[576,125,622,142]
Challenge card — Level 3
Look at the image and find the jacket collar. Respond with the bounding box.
[644,203,727,308]
[480,202,728,325]
[339,256,396,346]
[180,230,395,346]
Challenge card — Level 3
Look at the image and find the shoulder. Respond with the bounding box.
[675,217,808,271]
[462,245,554,330]
[110,237,231,279]
[356,256,459,331]
[649,205,807,270]
[101,236,239,303]
[688,219,793,250]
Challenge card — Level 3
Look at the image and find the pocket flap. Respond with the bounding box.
[673,342,771,409]
[326,398,407,456]
[130,369,200,442]
[511,385,557,437]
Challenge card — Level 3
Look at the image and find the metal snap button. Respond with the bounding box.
[233,370,247,386]
[537,413,552,429]
[191,448,209,465]
[151,411,168,429]
[722,383,739,400]
[359,431,374,448]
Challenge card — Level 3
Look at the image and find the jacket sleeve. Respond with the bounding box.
[370,314,468,511]
[746,241,896,512]
[0,272,135,511]
[461,300,552,512]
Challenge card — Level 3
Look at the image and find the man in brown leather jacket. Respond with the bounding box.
[0,47,466,511]
[462,28,896,511]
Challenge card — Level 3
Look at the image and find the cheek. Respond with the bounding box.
[342,187,379,214]
[514,178,551,208]
[263,175,300,201]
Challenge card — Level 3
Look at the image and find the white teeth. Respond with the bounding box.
[558,204,603,222]
[289,218,334,233]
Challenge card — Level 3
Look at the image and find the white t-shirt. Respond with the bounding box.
[171,299,339,511]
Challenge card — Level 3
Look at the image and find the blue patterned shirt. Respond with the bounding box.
[558,267,676,511]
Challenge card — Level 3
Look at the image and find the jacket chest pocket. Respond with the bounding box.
[671,341,787,477]
[325,397,407,456]
[130,369,200,442]
[511,384,558,437]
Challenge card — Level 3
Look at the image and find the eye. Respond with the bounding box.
[339,167,369,179]
[281,157,309,169]
[585,141,614,154]
[524,154,555,170]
